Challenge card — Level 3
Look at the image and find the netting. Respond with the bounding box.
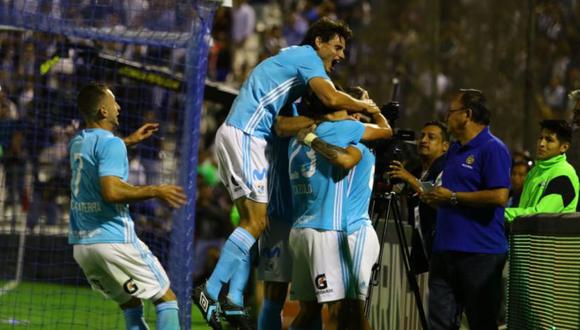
[0,1,217,329]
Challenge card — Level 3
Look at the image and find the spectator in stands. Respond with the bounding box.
[505,120,579,221]
[508,160,531,208]
[568,90,580,179]
[421,89,511,330]
[231,0,258,85]
[1,130,29,225]
[0,84,18,120]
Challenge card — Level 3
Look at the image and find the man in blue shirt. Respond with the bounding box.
[70,82,187,330]
[195,17,381,329]
[421,89,511,330]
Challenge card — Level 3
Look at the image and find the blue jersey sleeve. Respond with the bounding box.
[97,137,127,178]
[295,47,330,85]
[481,141,511,189]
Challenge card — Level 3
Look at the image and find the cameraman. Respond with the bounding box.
[388,121,449,273]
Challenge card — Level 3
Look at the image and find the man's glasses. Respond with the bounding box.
[447,106,469,116]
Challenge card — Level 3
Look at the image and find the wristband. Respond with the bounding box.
[303,132,318,147]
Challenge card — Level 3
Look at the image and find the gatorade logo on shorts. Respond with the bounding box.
[315,274,328,290]
[123,278,139,294]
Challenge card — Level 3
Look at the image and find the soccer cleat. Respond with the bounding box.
[192,284,222,330]
[220,298,256,330]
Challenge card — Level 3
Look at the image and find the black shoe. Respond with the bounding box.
[220,298,256,330]
[192,284,222,330]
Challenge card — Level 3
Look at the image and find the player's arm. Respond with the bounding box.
[274,115,317,137]
[309,77,379,114]
[297,126,361,170]
[123,123,159,146]
[361,110,393,141]
[100,176,187,208]
[421,187,509,208]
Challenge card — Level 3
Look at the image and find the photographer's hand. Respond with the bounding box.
[388,160,422,194]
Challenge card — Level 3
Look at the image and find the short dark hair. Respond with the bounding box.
[345,86,366,100]
[540,119,572,144]
[299,88,338,117]
[423,120,449,141]
[77,82,110,121]
[458,88,490,125]
[300,17,352,49]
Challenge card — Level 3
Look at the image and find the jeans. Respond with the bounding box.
[428,251,507,330]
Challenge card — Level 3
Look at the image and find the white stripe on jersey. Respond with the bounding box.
[347,167,356,197]
[244,77,301,134]
[333,177,345,230]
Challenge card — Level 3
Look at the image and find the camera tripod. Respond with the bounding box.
[364,190,428,330]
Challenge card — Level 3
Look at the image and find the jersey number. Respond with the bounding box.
[289,143,317,180]
[72,153,83,197]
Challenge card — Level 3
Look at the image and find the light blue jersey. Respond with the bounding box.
[226,45,329,139]
[68,128,135,244]
[289,120,365,231]
[267,134,293,225]
[346,143,375,234]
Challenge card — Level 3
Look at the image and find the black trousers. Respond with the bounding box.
[428,251,507,330]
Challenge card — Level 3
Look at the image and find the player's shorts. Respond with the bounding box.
[347,223,380,300]
[289,228,353,303]
[215,124,269,203]
[73,240,170,304]
[257,219,292,282]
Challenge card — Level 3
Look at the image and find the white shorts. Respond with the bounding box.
[348,224,380,300]
[257,219,292,283]
[215,124,269,203]
[289,228,353,303]
[73,240,170,304]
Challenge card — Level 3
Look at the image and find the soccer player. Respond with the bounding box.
[69,82,187,330]
[293,87,391,329]
[194,17,380,329]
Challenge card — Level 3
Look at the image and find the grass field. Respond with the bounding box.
[0,281,209,329]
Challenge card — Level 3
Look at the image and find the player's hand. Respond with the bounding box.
[420,187,452,207]
[156,184,187,208]
[362,99,380,115]
[124,123,160,146]
[387,161,414,185]
[297,124,316,144]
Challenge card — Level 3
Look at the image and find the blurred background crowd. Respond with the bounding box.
[0,0,579,283]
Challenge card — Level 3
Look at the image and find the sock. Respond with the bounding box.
[258,299,284,330]
[226,246,252,306]
[123,305,149,330]
[155,301,180,330]
[206,227,255,300]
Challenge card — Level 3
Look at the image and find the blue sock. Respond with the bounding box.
[155,301,180,330]
[258,299,284,330]
[123,305,149,330]
[206,227,255,300]
[226,243,253,306]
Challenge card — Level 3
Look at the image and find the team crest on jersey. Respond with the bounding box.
[461,154,475,169]
[466,155,475,165]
